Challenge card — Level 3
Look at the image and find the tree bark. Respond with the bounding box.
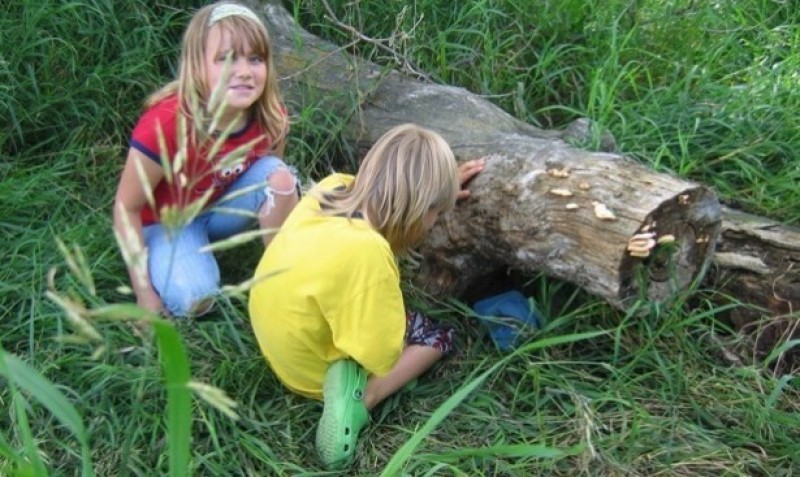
[259,2,799,325]
[712,207,800,316]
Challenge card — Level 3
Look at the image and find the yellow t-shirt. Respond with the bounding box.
[248,174,406,399]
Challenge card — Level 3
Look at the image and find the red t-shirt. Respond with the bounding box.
[129,95,274,225]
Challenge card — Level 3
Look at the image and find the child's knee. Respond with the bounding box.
[154,265,220,318]
[259,167,299,218]
[145,222,221,317]
[267,167,298,196]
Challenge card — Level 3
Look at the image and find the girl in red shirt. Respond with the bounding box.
[113,2,298,318]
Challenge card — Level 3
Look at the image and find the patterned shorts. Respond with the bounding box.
[404,311,454,355]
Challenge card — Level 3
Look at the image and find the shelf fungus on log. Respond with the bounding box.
[627,232,657,257]
[592,201,618,221]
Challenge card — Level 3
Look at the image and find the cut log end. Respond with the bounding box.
[618,186,721,305]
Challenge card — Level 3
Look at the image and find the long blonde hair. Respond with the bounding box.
[146,1,286,144]
[320,124,459,254]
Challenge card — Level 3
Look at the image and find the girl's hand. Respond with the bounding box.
[457,157,486,200]
[129,288,164,338]
[137,287,165,315]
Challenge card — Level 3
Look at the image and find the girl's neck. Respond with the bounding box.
[216,110,249,133]
[359,206,375,229]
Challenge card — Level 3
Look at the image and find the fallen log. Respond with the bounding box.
[706,207,800,363]
[258,2,799,328]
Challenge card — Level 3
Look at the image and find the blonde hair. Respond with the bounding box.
[320,124,459,254]
[146,1,286,144]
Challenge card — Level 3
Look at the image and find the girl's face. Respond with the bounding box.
[204,24,267,127]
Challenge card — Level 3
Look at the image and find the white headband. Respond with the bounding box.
[208,4,261,26]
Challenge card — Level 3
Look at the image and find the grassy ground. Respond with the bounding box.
[1,0,798,475]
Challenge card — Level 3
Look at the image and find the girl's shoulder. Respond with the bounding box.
[141,94,181,119]
[134,94,182,134]
[130,94,182,156]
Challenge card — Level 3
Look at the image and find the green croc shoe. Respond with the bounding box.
[316,359,369,470]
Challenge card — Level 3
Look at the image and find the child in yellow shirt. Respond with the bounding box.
[249,123,483,469]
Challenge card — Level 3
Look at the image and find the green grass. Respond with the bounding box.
[299,0,800,223]
[1,0,799,475]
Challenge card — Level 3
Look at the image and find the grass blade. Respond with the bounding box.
[380,330,606,475]
[0,345,93,476]
[152,320,193,477]
[0,348,86,442]
[418,442,582,461]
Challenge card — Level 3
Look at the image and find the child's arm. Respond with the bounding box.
[271,134,286,159]
[269,118,289,159]
[456,157,486,200]
[113,148,165,314]
[270,106,289,159]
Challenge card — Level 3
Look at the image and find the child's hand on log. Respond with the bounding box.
[457,157,486,200]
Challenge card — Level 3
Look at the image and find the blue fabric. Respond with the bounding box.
[144,156,296,317]
[473,290,542,351]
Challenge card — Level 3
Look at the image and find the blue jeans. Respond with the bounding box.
[143,156,297,317]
